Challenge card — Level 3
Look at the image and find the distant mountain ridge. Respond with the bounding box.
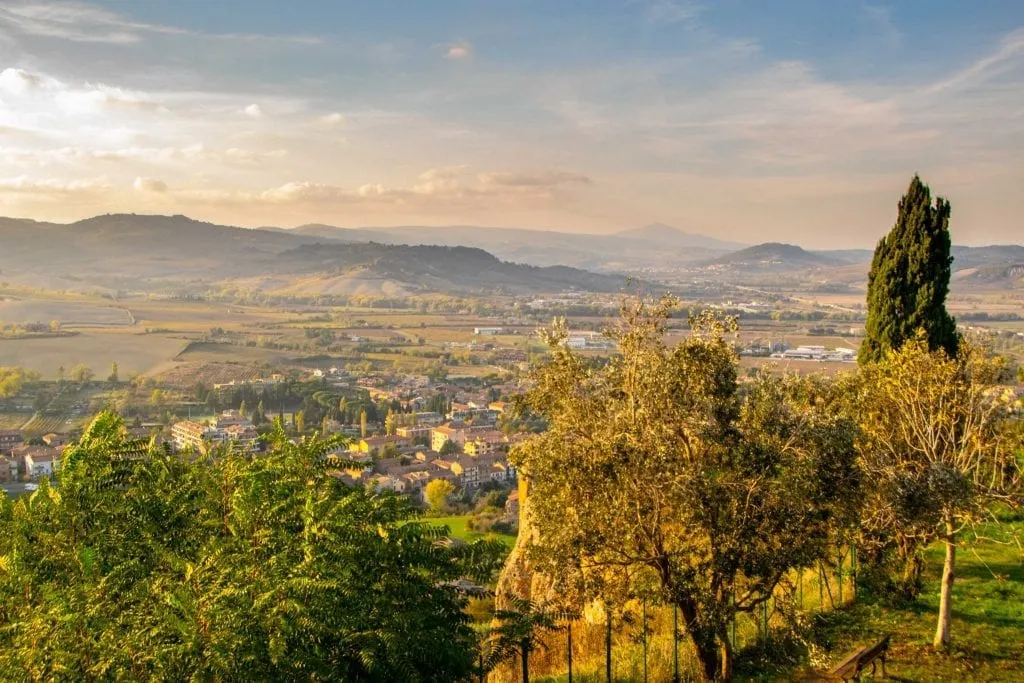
[614,223,743,250]
[0,213,632,296]
[286,221,744,271]
[0,213,1019,294]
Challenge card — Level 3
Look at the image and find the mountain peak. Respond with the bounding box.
[616,223,744,251]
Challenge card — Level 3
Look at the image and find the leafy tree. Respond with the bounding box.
[439,440,460,457]
[0,413,503,680]
[503,298,860,680]
[107,361,119,383]
[385,409,397,437]
[488,598,568,683]
[295,409,305,435]
[0,367,27,398]
[860,175,958,364]
[238,399,247,418]
[69,363,94,384]
[425,478,456,514]
[852,338,1022,646]
[360,409,368,438]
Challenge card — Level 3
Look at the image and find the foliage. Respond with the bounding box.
[0,366,33,398]
[860,175,958,364]
[512,297,861,680]
[850,338,1022,646]
[488,598,570,683]
[425,478,457,514]
[69,363,95,384]
[0,413,504,681]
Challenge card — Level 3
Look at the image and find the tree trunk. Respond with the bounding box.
[717,624,734,681]
[934,526,956,649]
[899,552,925,600]
[692,629,721,682]
[678,597,722,681]
[521,642,529,683]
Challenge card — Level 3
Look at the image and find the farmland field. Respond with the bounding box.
[0,413,29,429]
[150,361,268,387]
[0,331,188,379]
[0,298,132,326]
[174,342,291,364]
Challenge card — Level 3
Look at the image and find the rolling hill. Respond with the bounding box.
[0,214,632,296]
[286,222,740,271]
[704,242,843,270]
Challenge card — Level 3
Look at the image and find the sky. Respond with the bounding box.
[0,1,1022,248]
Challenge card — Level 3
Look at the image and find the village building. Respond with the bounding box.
[14,445,62,479]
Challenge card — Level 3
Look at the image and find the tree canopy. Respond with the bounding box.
[507,298,860,680]
[851,337,1022,646]
[860,175,958,364]
[0,414,503,681]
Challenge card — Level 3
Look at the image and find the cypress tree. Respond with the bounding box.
[859,175,958,364]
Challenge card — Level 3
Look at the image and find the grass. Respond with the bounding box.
[490,526,1024,682]
[426,514,517,549]
[794,523,1024,682]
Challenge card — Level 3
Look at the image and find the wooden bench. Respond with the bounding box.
[828,634,890,681]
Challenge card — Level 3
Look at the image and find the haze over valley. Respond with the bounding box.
[1,3,1023,682]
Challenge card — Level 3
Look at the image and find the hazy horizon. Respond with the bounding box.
[1,1,1023,249]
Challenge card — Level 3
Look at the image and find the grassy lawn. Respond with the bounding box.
[785,522,1024,682]
[512,524,1024,682]
[425,514,517,549]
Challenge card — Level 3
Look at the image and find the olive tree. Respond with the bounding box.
[853,338,1022,647]
[508,298,860,680]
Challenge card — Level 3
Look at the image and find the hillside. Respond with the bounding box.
[705,242,841,270]
[0,214,631,296]
[614,223,743,250]
[288,222,739,271]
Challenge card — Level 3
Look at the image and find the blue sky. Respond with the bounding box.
[0,1,1022,247]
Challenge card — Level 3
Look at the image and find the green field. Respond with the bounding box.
[797,523,1024,682]
[426,514,517,549]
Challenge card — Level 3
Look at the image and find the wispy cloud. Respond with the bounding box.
[925,27,1024,94]
[641,0,703,27]
[132,176,167,193]
[444,41,473,60]
[0,1,322,45]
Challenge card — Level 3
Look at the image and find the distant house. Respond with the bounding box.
[0,454,17,482]
[42,433,70,448]
[474,327,503,336]
[172,414,258,453]
[431,424,464,452]
[504,489,520,524]
[415,412,444,426]
[355,435,411,455]
[395,425,433,441]
[0,429,24,450]
[463,430,507,456]
[15,445,61,479]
